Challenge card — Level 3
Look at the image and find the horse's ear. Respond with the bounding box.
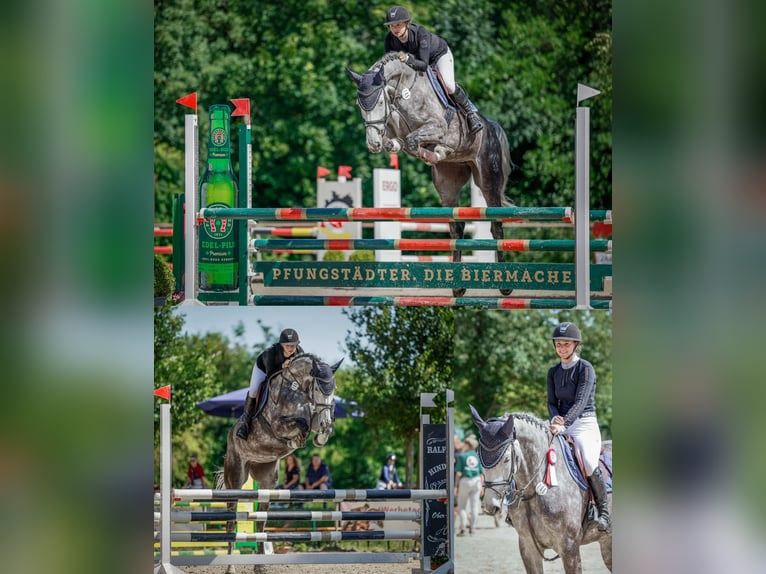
[500,415,515,439]
[346,66,362,86]
[330,358,344,373]
[373,67,385,85]
[469,404,485,430]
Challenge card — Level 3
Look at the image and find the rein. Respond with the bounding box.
[261,354,333,445]
[361,62,417,137]
[481,425,555,508]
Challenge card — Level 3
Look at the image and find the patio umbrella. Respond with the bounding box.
[197,387,362,419]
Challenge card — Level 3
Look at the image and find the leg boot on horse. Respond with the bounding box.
[587,467,611,531]
[236,393,258,440]
[452,84,484,135]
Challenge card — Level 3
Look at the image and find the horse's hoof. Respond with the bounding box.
[500,289,513,296]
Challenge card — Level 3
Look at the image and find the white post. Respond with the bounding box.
[180,114,203,306]
[373,168,401,262]
[470,178,494,262]
[154,404,187,574]
[575,84,600,309]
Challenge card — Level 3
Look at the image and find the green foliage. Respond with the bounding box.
[153,254,174,298]
[322,250,346,261]
[153,307,262,485]
[154,0,612,216]
[348,250,375,261]
[341,306,455,485]
[455,309,612,439]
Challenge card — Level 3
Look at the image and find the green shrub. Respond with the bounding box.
[348,250,375,262]
[154,254,175,299]
[322,250,346,261]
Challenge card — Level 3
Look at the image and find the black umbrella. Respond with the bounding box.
[197,387,362,419]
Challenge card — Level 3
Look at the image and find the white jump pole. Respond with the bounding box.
[154,403,187,574]
[180,113,202,306]
[575,83,600,309]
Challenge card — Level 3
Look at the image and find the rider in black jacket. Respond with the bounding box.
[383,6,483,135]
[547,322,611,531]
[236,329,304,440]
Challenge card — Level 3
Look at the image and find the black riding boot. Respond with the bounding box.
[587,467,611,531]
[451,85,484,135]
[236,394,258,440]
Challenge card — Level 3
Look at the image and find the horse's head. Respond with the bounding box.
[346,54,407,153]
[470,405,517,516]
[309,357,343,447]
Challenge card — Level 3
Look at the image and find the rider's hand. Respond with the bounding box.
[550,423,565,435]
[398,51,408,63]
[552,416,565,426]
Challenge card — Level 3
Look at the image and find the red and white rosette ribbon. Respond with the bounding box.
[544,448,558,487]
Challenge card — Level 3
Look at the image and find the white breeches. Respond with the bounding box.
[247,363,267,398]
[435,49,455,94]
[457,475,482,529]
[563,415,602,475]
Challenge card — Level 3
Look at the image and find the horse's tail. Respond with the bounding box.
[214,467,226,490]
[487,119,516,206]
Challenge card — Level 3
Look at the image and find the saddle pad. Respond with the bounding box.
[426,67,459,113]
[557,435,613,493]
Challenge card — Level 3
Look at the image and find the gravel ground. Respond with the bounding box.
[173,512,611,573]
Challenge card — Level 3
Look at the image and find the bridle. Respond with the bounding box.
[280,354,335,416]
[357,62,416,138]
[480,425,555,508]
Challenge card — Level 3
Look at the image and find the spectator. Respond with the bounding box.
[455,435,482,536]
[304,454,332,490]
[278,454,303,490]
[183,455,206,489]
[376,453,403,489]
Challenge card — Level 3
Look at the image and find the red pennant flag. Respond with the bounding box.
[154,385,171,401]
[317,166,331,178]
[231,98,250,118]
[389,153,399,170]
[176,92,197,112]
[338,165,352,179]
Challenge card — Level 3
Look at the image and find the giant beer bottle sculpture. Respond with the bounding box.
[199,105,238,291]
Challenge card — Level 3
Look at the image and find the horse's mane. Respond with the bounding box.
[508,411,550,435]
[370,51,404,72]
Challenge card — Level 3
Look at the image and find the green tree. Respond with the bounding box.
[154,0,612,226]
[455,309,612,439]
[342,306,455,485]
[153,309,263,485]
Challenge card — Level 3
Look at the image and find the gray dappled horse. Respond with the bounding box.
[347,52,514,296]
[470,406,612,574]
[221,353,341,571]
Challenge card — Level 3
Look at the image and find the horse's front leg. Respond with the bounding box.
[517,536,546,574]
[404,125,449,164]
[383,135,403,153]
[558,539,583,574]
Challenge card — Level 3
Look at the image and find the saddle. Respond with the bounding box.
[426,68,460,115]
[557,435,613,493]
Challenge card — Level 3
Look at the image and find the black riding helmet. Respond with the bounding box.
[279,328,300,345]
[384,6,411,26]
[552,322,582,343]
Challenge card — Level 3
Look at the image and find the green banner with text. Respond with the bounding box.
[255,262,611,291]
